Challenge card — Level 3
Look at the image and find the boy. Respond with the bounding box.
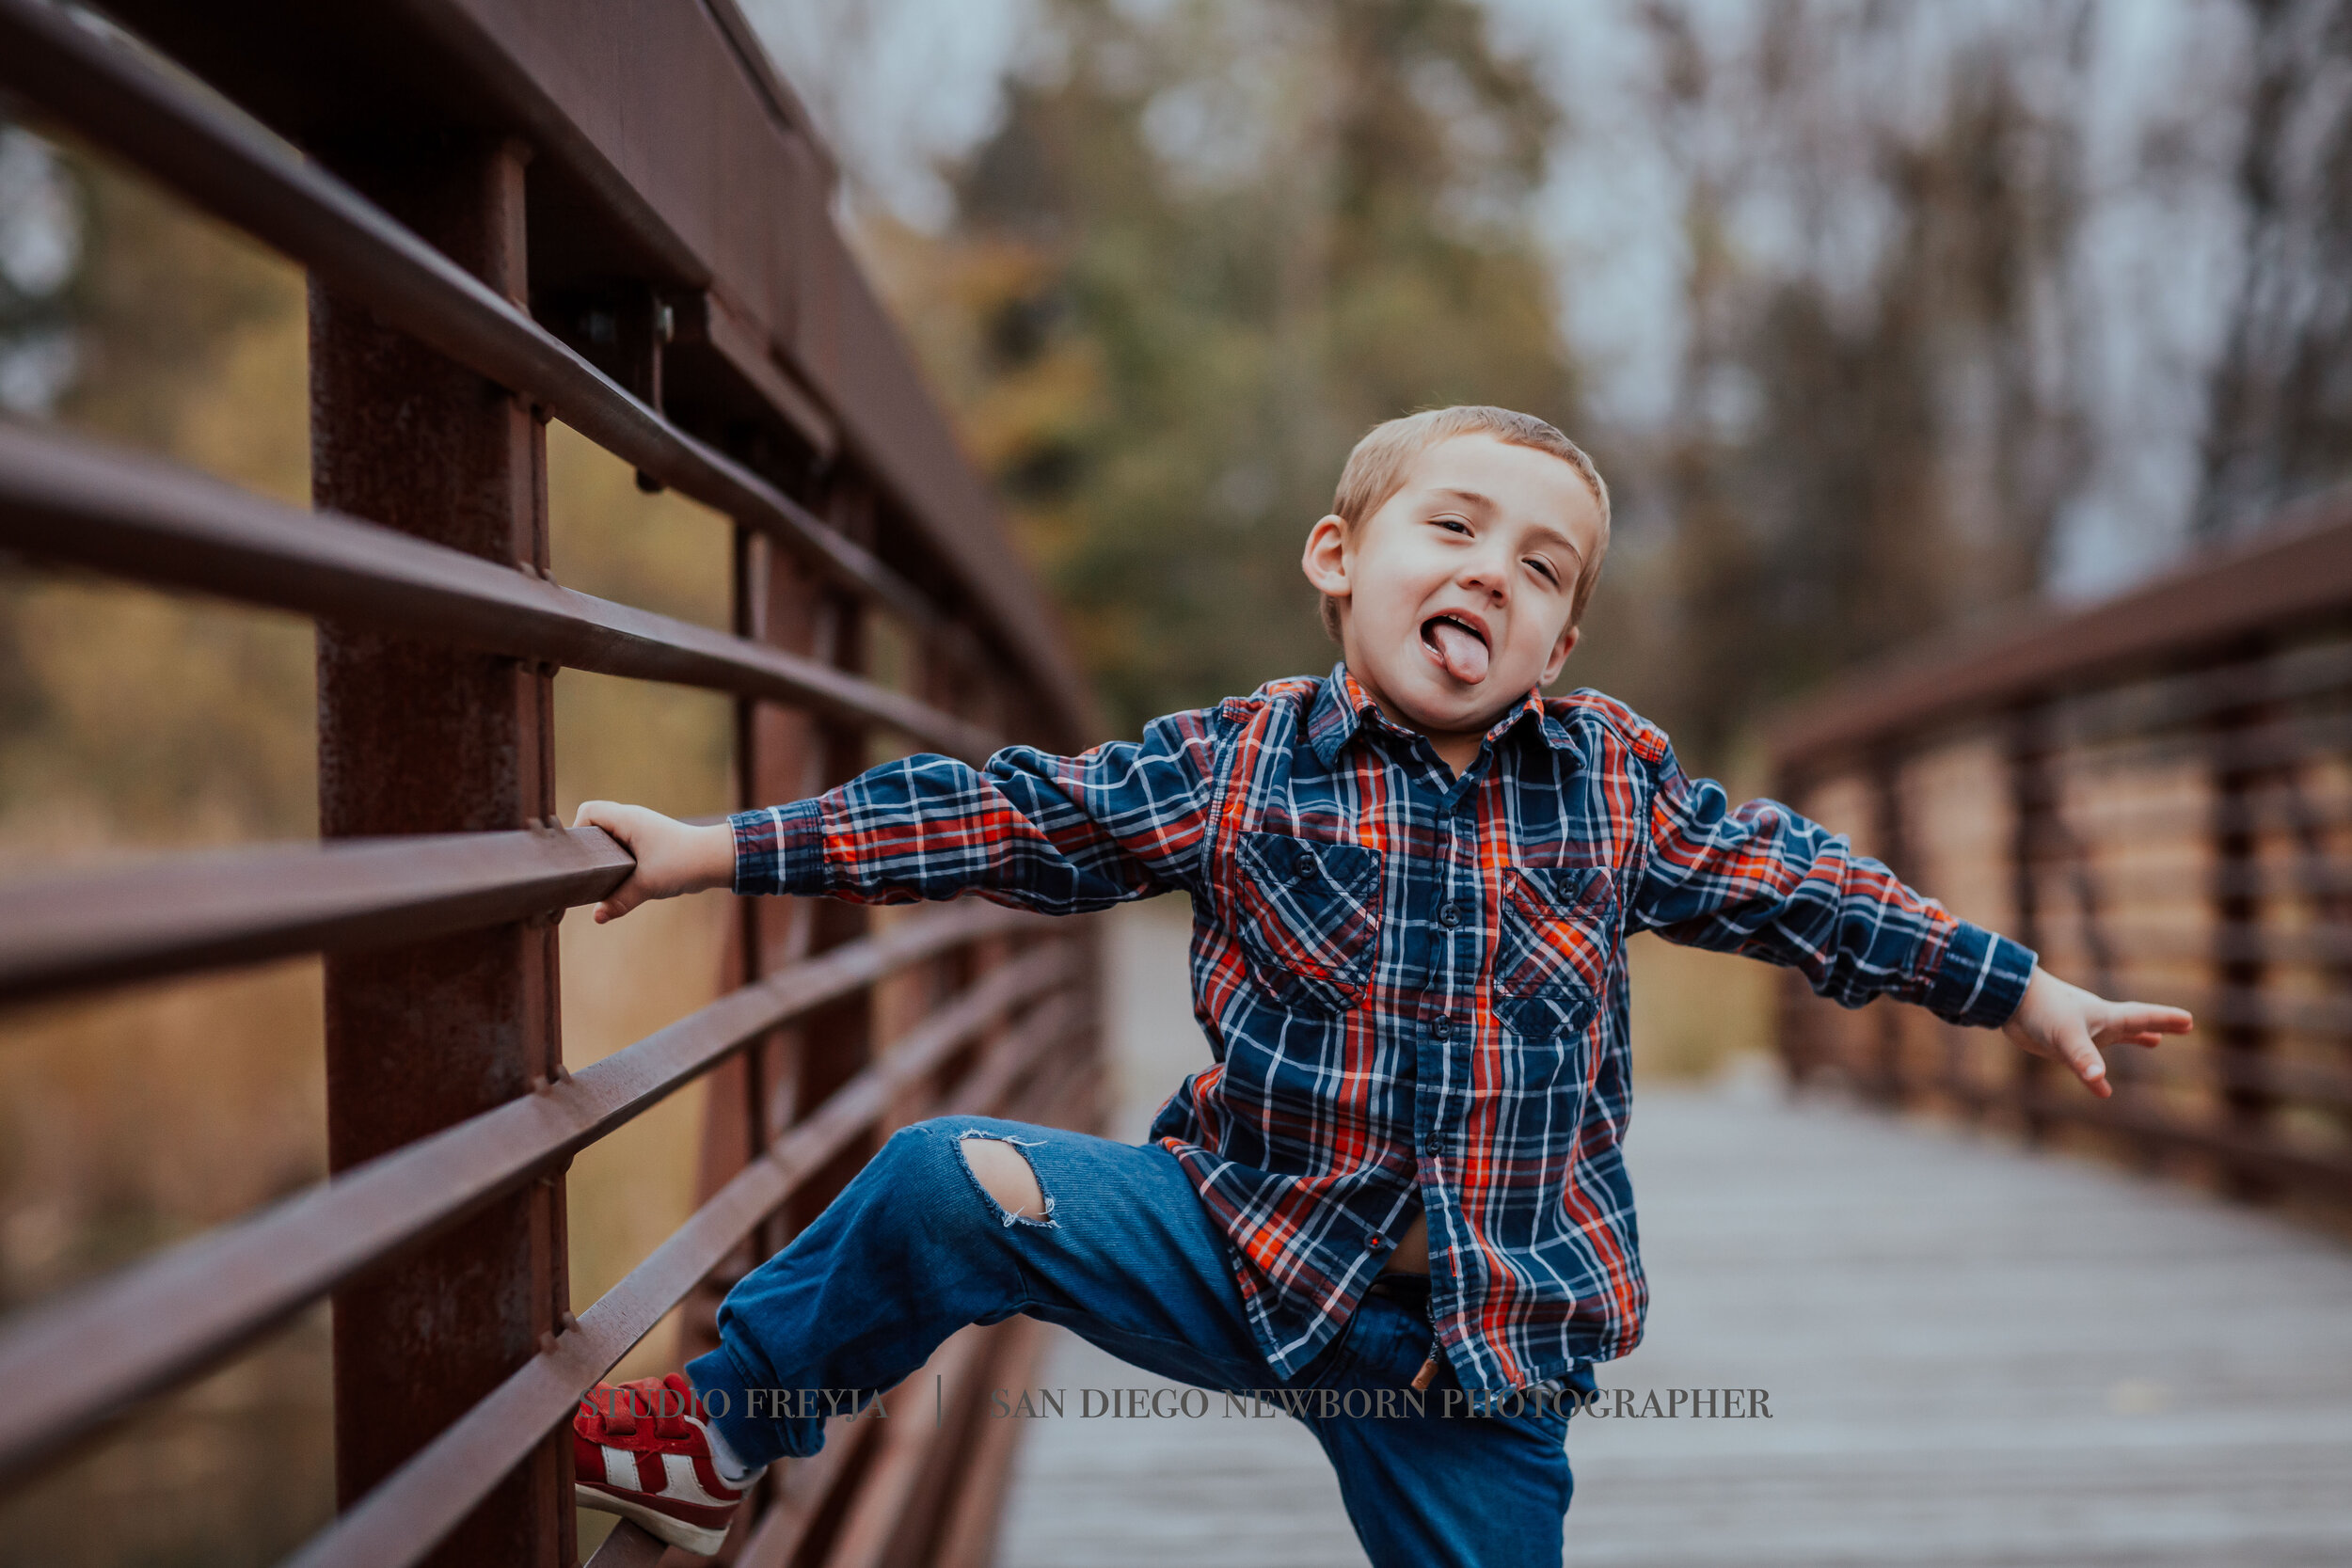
[565,405,2192,1563]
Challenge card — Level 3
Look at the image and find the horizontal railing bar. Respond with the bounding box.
[1828,767,2352,843]
[728,1392,884,1568]
[1771,504,2352,768]
[0,420,1002,762]
[818,1326,996,1568]
[0,903,1057,1487]
[2091,918,2352,969]
[2134,983,2352,1041]
[926,1314,1057,1568]
[2005,785,2352,841]
[2011,856,2352,905]
[1808,1048,2352,1187]
[2106,1044,2352,1109]
[288,987,1087,1568]
[0,826,630,1006]
[2033,713,2352,779]
[2046,640,2352,745]
[0,0,943,631]
[580,1521,666,1568]
[2027,1091,2352,1191]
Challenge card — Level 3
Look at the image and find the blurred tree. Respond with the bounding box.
[2198,0,2352,537]
[1629,2,2094,767]
[872,0,1586,735]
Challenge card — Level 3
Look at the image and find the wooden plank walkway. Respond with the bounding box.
[994,909,2352,1566]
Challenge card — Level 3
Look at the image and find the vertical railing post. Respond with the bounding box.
[2209,641,2277,1199]
[2006,701,2055,1144]
[1771,764,1825,1086]
[310,136,569,1567]
[1868,746,1912,1108]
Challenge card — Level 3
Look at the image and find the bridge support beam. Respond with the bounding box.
[310,135,570,1568]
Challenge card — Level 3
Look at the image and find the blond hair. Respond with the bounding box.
[1318,405,1612,641]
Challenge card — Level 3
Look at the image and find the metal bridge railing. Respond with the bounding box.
[1771,503,2352,1208]
[0,2,1104,1565]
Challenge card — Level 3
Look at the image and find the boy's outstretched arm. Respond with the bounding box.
[570,707,1220,925]
[1629,721,2193,1097]
[1999,965,2193,1100]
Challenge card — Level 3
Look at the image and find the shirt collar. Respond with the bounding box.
[1307,662,1577,768]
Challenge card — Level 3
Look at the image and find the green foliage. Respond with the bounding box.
[881,0,1585,736]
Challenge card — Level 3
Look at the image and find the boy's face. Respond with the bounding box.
[1301,434,1602,741]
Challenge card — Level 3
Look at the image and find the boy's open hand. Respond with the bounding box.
[2000,965,2194,1099]
[570,801,737,924]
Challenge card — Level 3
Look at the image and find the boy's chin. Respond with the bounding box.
[1385,667,1529,733]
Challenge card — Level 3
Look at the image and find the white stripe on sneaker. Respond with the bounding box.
[660,1450,736,1508]
[600,1446,641,1493]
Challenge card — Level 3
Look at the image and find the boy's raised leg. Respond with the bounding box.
[675,1115,1274,1469]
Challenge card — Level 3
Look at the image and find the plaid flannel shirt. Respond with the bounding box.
[731,663,2036,1391]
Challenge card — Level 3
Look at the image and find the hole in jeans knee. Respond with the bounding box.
[955,1131,1057,1228]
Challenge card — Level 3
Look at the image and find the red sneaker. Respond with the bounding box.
[574,1372,745,1556]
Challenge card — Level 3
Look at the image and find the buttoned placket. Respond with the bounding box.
[1405,733,1500,1389]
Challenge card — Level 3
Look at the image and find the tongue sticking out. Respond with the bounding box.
[1426,618,1489,684]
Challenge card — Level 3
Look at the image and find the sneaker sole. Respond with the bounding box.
[575,1481,731,1557]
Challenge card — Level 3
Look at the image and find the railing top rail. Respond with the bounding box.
[1769,499,2352,772]
[89,0,1099,744]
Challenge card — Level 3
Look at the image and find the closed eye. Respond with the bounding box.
[1428,514,1472,536]
[1526,556,1561,585]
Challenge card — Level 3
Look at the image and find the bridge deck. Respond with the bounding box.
[993,909,2352,1566]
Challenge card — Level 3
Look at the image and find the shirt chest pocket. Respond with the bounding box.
[1231,831,1384,1015]
[1492,864,1617,1040]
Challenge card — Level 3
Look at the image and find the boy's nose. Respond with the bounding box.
[1456,557,1508,599]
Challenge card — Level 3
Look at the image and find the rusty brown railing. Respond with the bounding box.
[0,3,1104,1565]
[1771,502,2352,1206]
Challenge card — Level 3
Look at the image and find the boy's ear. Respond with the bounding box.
[1540,622,1581,688]
[1301,514,1350,598]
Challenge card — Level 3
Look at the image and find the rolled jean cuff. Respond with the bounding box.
[685,1339,803,1471]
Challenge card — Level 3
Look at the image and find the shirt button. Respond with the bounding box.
[1292,852,1316,880]
[1438,902,1461,927]
[1365,1232,1389,1252]
[1432,1016,1454,1041]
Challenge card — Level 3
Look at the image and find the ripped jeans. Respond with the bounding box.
[685,1115,1590,1568]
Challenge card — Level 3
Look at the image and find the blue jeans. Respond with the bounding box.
[687,1114,1590,1567]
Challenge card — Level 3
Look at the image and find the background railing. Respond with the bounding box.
[1771,501,2352,1210]
[0,2,1104,1565]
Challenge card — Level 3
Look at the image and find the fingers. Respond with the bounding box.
[574,800,643,922]
[2054,1017,2110,1098]
[593,879,647,925]
[573,799,630,840]
[2105,1003,2195,1037]
[2090,1004,2195,1051]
